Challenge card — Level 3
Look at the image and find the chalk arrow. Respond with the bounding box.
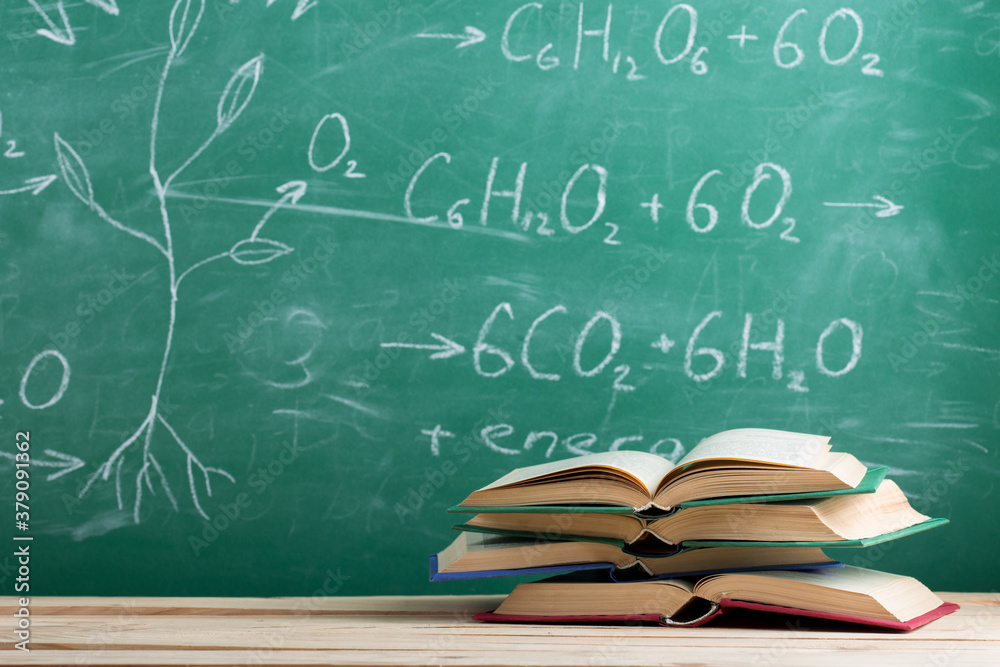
[249,180,308,241]
[823,195,904,218]
[37,449,86,480]
[0,448,85,481]
[85,0,120,15]
[27,1,76,46]
[415,26,487,49]
[0,174,59,196]
[260,0,317,21]
[381,333,466,360]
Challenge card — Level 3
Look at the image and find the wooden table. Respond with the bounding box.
[2,593,998,665]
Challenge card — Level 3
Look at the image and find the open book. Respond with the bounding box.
[458,479,945,549]
[458,429,868,513]
[475,566,959,631]
[430,531,839,581]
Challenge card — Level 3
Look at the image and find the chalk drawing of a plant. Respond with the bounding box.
[55,0,305,522]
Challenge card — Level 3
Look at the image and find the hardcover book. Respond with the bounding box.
[452,467,888,517]
[430,531,841,581]
[457,429,870,513]
[456,479,944,549]
[474,566,959,631]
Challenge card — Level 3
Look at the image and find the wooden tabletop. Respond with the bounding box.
[2,593,997,666]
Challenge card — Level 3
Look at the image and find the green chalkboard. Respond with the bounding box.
[0,1,997,597]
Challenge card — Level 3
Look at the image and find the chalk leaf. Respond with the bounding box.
[169,0,205,57]
[217,55,264,131]
[53,133,94,206]
[230,237,293,266]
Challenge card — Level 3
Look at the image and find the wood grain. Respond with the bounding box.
[2,593,996,666]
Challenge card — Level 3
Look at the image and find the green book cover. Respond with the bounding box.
[680,518,949,549]
[453,516,948,553]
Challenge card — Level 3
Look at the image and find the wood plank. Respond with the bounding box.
[4,647,1000,667]
[0,595,506,616]
[16,615,1000,649]
[0,592,1000,614]
[1,594,996,666]
[0,594,989,619]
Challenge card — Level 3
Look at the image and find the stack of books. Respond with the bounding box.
[430,428,958,630]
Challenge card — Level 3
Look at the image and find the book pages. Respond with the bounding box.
[696,566,916,598]
[678,429,832,469]
[480,451,676,496]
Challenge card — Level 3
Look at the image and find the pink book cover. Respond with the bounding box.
[474,599,959,631]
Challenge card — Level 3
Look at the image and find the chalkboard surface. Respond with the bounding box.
[0,1,997,597]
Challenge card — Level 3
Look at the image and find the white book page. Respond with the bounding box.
[480,451,676,495]
[704,566,910,596]
[677,429,832,469]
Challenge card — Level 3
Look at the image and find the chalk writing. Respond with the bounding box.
[422,3,886,82]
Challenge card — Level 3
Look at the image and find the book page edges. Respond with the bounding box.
[472,601,959,630]
[431,555,843,582]
[718,599,960,631]
[456,516,948,552]
[676,467,887,508]
[476,451,674,495]
[449,468,887,515]
[679,517,949,549]
[456,522,631,547]
[449,504,637,515]
[429,554,617,581]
